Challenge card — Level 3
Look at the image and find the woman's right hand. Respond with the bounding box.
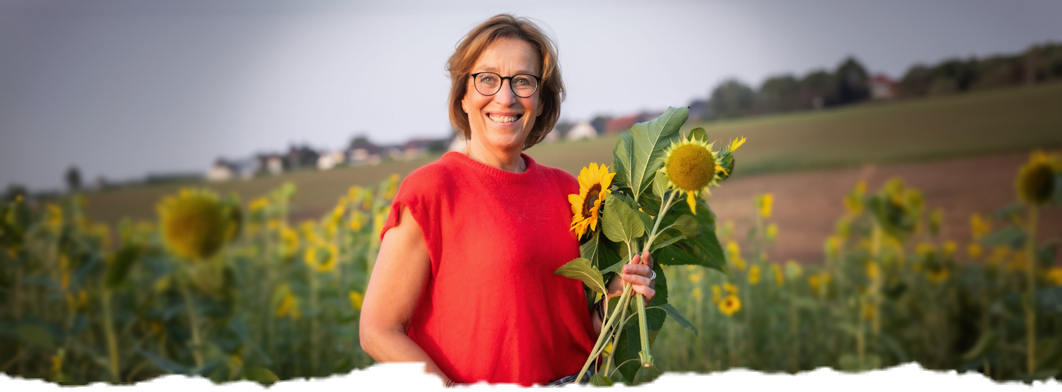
[359,206,449,384]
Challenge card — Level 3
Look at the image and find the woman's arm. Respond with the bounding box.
[359,206,449,382]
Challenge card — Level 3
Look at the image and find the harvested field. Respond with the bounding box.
[710,149,1062,266]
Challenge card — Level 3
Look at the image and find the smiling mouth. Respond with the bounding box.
[488,113,522,124]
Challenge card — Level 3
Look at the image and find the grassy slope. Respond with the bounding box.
[83,82,1062,224]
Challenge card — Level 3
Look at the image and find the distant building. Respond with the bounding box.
[604,114,640,135]
[206,159,236,182]
[448,132,468,153]
[348,138,384,166]
[870,74,897,100]
[316,151,346,170]
[566,122,597,141]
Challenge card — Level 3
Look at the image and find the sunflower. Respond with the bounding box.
[304,244,338,273]
[1016,150,1060,206]
[658,133,729,214]
[568,163,615,239]
[719,294,741,317]
[1047,268,1062,286]
[757,193,773,219]
[748,265,761,285]
[157,188,232,261]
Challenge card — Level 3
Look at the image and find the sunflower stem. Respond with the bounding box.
[577,282,634,383]
[1025,205,1038,376]
[177,273,205,369]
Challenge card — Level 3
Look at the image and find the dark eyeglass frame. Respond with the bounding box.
[469,72,542,98]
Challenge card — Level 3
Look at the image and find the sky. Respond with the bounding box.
[2,0,1062,192]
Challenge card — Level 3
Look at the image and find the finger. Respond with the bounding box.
[620,273,652,287]
[630,253,640,265]
[622,264,652,277]
[642,250,653,269]
[632,284,655,302]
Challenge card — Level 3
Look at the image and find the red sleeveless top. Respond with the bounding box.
[380,152,594,386]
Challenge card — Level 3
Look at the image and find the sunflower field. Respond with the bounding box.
[1,147,1061,385]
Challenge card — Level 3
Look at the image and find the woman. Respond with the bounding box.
[359,14,656,386]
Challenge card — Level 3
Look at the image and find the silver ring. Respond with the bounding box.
[649,270,656,281]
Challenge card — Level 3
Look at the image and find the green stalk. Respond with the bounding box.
[1025,205,1038,376]
[100,288,121,382]
[177,274,204,369]
[577,282,633,383]
[632,190,679,368]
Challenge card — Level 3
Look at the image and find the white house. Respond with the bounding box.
[566,122,597,141]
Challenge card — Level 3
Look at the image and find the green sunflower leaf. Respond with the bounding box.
[590,373,614,386]
[612,107,689,205]
[554,257,608,296]
[650,198,725,271]
[656,303,697,336]
[652,172,669,200]
[602,196,645,244]
[687,127,708,142]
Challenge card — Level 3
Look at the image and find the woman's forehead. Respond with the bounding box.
[471,38,541,75]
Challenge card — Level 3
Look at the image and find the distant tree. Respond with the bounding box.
[348,135,373,151]
[971,55,1023,91]
[1023,43,1062,84]
[708,78,755,119]
[589,115,609,135]
[756,74,801,113]
[834,57,871,105]
[928,58,978,95]
[798,70,836,109]
[687,99,710,122]
[65,165,82,192]
[898,64,934,98]
[3,183,27,202]
[427,139,447,153]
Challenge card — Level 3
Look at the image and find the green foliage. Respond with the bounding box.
[554,258,608,296]
[612,106,689,204]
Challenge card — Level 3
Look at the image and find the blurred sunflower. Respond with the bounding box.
[967,243,983,259]
[248,197,268,214]
[844,181,867,216]
[156,189,233,261]
[809,272,831,296]
[304,244,338,273]
[748,265,761,285]
[688,270,703,284]
[766,223,778,243]
[866,261,880,281]
[349,291,364,310]
[926,267,949,284]
[691,287,703,300]
[723,282,739,295]
[711,285,721,304]
[1047,268,1062,286]
[757,193,773,219]
[279,226,299,260]
[1016,150,1060,206]
[275,287,300,319]
[568,163,615,239]
[727,241,746,271]
[658,133,729,214]
[719,295,741,317]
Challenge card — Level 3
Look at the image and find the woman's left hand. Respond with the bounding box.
[608,250,655,305]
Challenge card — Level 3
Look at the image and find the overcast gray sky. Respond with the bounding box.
[3,0,1061,192]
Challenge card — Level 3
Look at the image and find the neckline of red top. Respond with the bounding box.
[442,151,538,184]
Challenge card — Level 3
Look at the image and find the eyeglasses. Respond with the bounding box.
[469,72,541,98]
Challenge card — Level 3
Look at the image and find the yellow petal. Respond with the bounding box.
[686,191,697,215]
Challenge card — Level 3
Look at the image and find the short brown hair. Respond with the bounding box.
[446,14,564,150]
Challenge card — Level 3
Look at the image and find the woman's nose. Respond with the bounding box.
[492,79,517,106]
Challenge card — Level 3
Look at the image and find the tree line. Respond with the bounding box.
[692,42,1062,122]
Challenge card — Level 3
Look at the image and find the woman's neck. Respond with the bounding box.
[463,139,526,173]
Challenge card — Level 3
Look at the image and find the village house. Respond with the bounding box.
[566,122,597,141]
[870,74,897,100]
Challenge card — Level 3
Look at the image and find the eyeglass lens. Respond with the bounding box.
[474,73,538,98]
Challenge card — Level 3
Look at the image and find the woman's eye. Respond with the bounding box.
[514,77,532,87]
[479,75,497,84]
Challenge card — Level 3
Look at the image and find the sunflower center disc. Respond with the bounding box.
[583,185,602,218]
[667,144,713,191]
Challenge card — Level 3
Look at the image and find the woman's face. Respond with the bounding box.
[461,38,543,152]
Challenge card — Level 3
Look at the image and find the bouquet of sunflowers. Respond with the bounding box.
[554,106,745,384]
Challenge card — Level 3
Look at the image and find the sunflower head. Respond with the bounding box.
[719,294,741,317]
[157,188,233,261]
[569,163,615,239]
[1016,150,1060,206]
[659,133,727,213]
